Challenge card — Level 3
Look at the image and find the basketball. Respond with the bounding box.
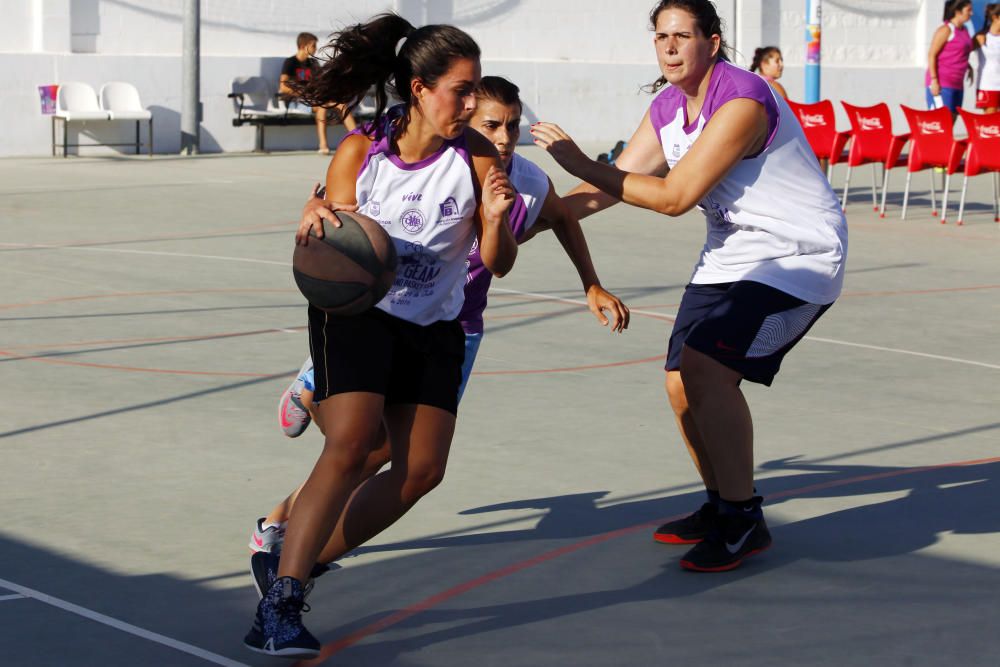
[292,210,398,315]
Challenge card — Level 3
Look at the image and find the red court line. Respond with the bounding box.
[0,349,276,377]
[298,454,1000,665]
[1,326,307,352]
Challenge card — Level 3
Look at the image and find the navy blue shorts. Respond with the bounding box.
[666,281,832,386]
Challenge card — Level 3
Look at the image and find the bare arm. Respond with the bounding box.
[927,25,950,95]
[560,108,668,221]
[278,73,294,97]
[294,133,368,244]
[533,98,768,217]
[531,180,629,331]
[467,129,518,277]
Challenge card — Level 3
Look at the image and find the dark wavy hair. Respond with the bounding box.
[750,46,781,73]
[292,13,480,135]
[944,0,971,21]
[474,76,522,113]
[644,0,731,93]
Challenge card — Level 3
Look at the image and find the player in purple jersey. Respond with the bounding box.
[243,14,520,657]
[250,76,630,569]
[531,0,846,573]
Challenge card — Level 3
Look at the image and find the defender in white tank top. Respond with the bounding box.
[650,60,847,305]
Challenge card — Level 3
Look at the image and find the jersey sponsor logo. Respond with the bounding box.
[438,196,464,226]
[799,113,827,128]
[440,196,458,217]
[980,124,1000,138]
[400,208,426,234]
[918,121,944,135]
[402,192,423,202]
[367,200,381,217]
[858,116,884,131]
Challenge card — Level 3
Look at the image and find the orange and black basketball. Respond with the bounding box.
[292,210,398,315]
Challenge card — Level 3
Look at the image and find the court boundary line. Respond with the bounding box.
[301,455,1000,665]
[0,593,26,602]
[0,577,248,667]
[489,287,1000,371]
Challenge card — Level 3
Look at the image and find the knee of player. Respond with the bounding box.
[319,434,378,472]
[664,371,689,412]
[401,461,448,501]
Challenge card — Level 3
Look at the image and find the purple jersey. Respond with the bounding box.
[458,154,547,334]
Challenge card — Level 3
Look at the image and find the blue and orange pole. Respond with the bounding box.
[805,0,822,103]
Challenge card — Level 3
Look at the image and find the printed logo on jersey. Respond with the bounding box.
[438,196,464,225]
[367,200,381,217]
[467,236,479,257]
[386,241,443,306]
[980,124,1000,139]
[400,208,426,234]
[672,143,681,158]
[402,192,423,202]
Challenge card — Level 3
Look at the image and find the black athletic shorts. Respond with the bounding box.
[308,305,466,415]
[665,281,832,386]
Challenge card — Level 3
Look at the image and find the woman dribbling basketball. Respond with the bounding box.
[243,13,519,657]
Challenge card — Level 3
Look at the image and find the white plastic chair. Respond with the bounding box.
[99,82,153,156]
[52,82,110,157]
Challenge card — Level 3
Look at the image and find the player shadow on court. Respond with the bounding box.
[322,459,1000,663]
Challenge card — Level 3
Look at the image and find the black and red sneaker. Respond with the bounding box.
[679,513,771,572]
[653,502,718,544]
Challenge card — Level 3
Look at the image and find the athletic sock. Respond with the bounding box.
[719,496,763,521]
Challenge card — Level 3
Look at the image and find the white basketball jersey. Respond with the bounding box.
[508,154,549,234]
[354,121,478,325]
[651,60,847,305]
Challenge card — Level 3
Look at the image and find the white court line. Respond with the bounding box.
[6,244,288,266]
[0,593,26,602]
[489,287,1000,371]
[0,577,248,667]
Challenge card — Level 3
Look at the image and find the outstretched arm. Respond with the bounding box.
[559,109,668,222]
[468,129,518,277]
[532,98,768,217]
[528,180,629,332]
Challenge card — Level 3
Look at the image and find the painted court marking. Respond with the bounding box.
[300,455,1000,664]
[0,577,248,667]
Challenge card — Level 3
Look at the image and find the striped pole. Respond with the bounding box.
[805,0,822,103]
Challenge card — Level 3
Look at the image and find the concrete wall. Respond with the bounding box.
[0,0,979,157]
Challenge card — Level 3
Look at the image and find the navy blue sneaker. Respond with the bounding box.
[244,576,320,657]
[679,510,771,572]
[250,550,331,599]
[653,502,718,544]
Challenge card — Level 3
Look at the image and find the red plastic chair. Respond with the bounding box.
[951,109,1000,225]
[894,105,967,220]
[841,102,910,212]
[786,99,851,181]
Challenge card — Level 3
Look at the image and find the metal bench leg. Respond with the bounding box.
[879,168,890,217]
[956,175,969,226]
[135,121,140,155]
[901,172,912,220]
[940,174,951,223]
[51,116,56,156]
[63,118,69,158]
[994,172,999,223]
[841,167,852,210]
[255,124,264,153]
[148,118,154,157]
[929,171,937,216]
[871,164,879,211]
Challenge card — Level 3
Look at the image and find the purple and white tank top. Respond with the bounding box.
[353,110,478,325]
[459,153,546,334]
[650,60,847,305]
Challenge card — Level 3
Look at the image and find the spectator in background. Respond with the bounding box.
[926,0,976,118]
[974,3,1000,113]
[749,46,787,99]
[280,32,357,154]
